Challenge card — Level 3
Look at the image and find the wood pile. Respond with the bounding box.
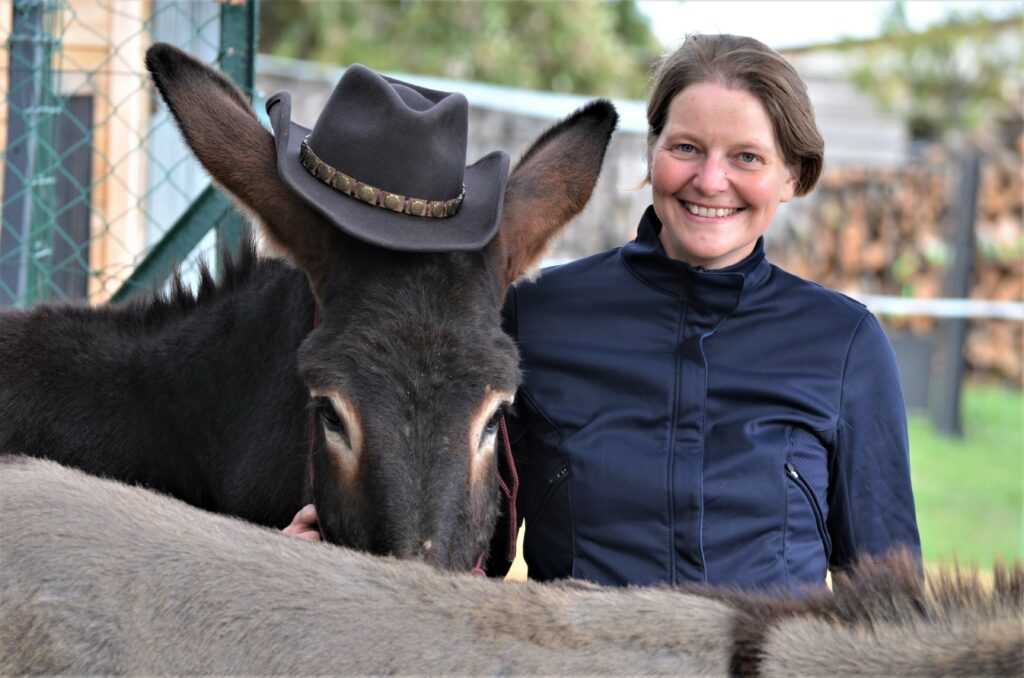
[769,140,1023,387]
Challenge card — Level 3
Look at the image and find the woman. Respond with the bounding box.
[486,33,920,592]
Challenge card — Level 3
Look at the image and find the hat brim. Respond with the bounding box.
[267,91,510,253]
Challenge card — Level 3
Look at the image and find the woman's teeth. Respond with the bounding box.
[684,202,738,218]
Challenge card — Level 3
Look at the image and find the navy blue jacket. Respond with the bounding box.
[494,207,920,591]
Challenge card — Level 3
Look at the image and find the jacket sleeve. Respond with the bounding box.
[485,285,521,578]
[827,312,922,571]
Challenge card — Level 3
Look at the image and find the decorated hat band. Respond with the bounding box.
[300,137,465,219]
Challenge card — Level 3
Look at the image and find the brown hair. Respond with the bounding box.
[645,34,823,196]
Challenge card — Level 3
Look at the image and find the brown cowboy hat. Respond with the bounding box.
[266,64,510,252]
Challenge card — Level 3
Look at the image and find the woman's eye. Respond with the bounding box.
[738,152,759,163]
[676,143,696,153]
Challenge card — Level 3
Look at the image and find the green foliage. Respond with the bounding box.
[259,0,662,98]
[909,385,1023,568]
[844,0,1023,142]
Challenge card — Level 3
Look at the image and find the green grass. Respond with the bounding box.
[909,385,1023,569]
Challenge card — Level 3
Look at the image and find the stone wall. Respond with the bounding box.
[255,53,907,262]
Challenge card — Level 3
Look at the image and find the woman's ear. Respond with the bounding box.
[643,132,658,186]
[780,163,801,203]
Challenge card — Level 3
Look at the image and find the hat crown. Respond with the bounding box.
[307,64,468,201]
[267,63,510,252]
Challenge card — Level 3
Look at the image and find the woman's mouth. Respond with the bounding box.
[681,201,742,218]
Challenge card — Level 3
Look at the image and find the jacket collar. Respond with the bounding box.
[621,206,771,325]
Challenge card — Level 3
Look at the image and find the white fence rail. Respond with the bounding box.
[853,295,1024,321]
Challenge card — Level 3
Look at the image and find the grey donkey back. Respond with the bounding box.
[2,457,1021,676]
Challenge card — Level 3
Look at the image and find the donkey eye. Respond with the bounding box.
[482,402,511,441]
[315,397,347,438]
[484,412,502,437]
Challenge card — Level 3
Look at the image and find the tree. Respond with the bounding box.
[259,0,663,99]
[844,0,1022,143]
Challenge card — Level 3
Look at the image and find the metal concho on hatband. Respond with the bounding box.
[300,136,465,218]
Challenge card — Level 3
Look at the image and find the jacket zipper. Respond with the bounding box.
[784,461,832,557]
[666,299,687,585]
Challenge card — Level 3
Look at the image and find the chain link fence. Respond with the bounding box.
[0,0,257,308]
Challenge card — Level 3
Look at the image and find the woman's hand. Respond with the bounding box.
[282,504,321,542]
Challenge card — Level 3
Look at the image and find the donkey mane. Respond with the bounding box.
[716,549,1024,675]
[129,233,268,327]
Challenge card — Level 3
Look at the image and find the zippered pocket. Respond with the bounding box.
[785,461,832,559]
[525,463,569,527]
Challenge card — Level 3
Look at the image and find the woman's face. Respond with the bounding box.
[649,81,797,269]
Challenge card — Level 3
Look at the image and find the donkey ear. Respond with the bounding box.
[145,43,331,276]
[496,100,618,288]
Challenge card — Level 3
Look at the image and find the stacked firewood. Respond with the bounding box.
[769,141,1023,387]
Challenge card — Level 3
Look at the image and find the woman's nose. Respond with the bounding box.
[692,155,729,195]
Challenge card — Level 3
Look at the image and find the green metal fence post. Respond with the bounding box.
[1,0,61,307]
[218,0,258,93]
[111,0,259,302]
[215,0,259,258]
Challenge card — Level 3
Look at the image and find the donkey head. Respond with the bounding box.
[145,44,616,570]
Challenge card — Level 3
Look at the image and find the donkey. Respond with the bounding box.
[0,44,618,571]
[3,456,1021,676]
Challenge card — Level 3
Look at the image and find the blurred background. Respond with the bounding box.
[0,0,1020,571]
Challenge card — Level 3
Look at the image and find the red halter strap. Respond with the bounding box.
[470,415,519,577]
[497,415,519,562]
[307,299,327,542]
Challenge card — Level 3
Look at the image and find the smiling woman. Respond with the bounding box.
[486,33,921,593]
[649,82,798,268]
